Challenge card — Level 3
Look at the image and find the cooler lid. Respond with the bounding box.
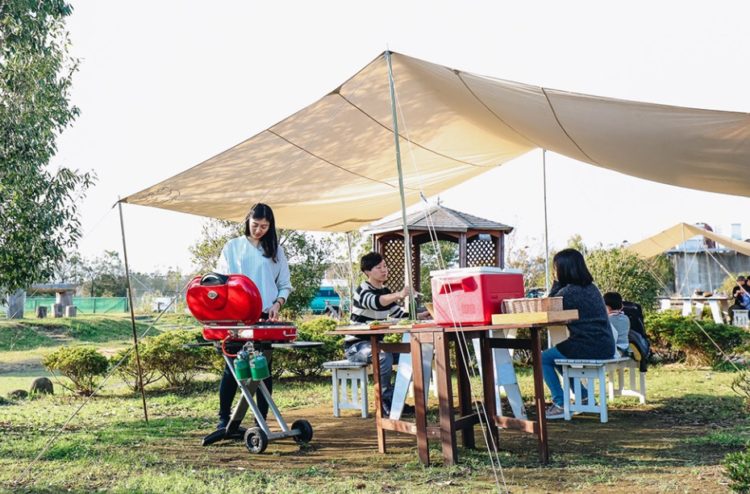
[430,267,523,277]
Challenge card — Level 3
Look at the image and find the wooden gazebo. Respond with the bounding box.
[363,204,514,291]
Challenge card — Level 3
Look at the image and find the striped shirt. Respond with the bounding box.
[350,281,407,324]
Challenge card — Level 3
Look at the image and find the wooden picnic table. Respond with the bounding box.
[334,312,578,466]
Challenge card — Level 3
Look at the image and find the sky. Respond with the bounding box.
[52,0,750,273]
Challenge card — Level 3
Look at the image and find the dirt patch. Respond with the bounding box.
[144,404,732,492]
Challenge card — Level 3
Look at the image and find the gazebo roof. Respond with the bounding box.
[363,204,513,235]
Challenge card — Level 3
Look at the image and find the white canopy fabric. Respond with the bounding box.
[626,223,750,258]
[122,51,750,231]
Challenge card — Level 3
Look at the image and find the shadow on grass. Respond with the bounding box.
[526,392,750,470]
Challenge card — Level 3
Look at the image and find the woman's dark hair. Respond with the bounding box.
[244,203,279,262]
[553,248,594,287]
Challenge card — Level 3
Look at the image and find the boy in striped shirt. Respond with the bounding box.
[346,252,427,415]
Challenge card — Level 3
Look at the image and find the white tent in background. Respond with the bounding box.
[626,223,750,259]
[121,51,750,231]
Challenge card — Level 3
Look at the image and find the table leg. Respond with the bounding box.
[709,300,723,324]
[479,331,499,445]
[371,335,386,453]
[411,333,430,466]
[434,332,457,465]
[455,336,475,449]
[530,328,549,463]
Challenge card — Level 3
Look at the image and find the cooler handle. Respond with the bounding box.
[201,272,229,286]
[437,277,477,294]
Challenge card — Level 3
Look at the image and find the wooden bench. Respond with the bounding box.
[554,356,646,423]
[323,360,369,418]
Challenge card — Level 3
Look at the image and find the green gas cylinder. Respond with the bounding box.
[234,351,251,380]
[250,354,270,381]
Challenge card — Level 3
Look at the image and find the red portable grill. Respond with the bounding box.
[185,272,312,454]
[186,273,297,344]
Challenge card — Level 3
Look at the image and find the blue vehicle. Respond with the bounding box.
[309,286,341,314]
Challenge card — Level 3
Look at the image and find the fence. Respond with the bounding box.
[24,297,128,314]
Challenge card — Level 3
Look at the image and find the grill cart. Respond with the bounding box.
[186,273,316,453]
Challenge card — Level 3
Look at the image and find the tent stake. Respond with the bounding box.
[117,199,149,424]
[385,51,416,316]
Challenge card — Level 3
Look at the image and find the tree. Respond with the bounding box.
[278,229,329,317]
[188,219,241,273]
[419,240,458,301]
[0,1,94,297]
[566,234,588,256]
[52,252,87,285]
[505,234,548,290]
[81,250,126,297]
[324,231,371,316]
[586,247,672,311]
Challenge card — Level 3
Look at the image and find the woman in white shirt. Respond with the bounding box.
[215,203,293,429]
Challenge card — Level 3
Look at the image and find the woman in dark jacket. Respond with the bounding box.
[542,248,613,419]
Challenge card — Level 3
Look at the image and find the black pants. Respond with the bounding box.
[218,354,273,422]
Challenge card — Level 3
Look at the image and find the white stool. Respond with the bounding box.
[607,358,647,404]
[555,357,631,423]
[323,360,369,418]
[733,310,749,328]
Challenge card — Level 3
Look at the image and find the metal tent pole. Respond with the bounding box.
[542,149,551,292]
[117,199,149,423]
[346,232,355,316]
[385,51,416,317]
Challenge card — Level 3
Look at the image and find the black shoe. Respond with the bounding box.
[216,417,229,430]
[401,404,416,416]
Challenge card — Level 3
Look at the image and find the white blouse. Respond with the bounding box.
[215,236,293,312]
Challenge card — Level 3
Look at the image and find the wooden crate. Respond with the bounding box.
[503,297,563,314]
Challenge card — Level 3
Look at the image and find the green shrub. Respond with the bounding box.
[111,347,163,392]
[43,346,108,396]
[141,330,214,387]
[646,311,748,366]
[732,371,750,411]
[724,449,750,493]
[586,247,672,312]
[274,317,343,377]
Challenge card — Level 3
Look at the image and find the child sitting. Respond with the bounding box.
[604,291,630,357]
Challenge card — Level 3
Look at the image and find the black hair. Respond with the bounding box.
[244,203,279,262]
[603,291,623,310]
[360,252,384,273]
[553,248,594,287]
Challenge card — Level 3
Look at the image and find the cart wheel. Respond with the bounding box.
[291,419,313,444]
[244,427,268,454]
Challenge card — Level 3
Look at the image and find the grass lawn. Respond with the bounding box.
[1,315,747,493]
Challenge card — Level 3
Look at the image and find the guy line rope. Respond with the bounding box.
[13,282,189,486]
[390,57,508,493]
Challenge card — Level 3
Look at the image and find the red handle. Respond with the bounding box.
[438,277,477,294]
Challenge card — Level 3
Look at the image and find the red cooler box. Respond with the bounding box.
[430,267,524,326]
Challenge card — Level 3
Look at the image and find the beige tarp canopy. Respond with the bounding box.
[122,51,750,231]
[626,223,750,258]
